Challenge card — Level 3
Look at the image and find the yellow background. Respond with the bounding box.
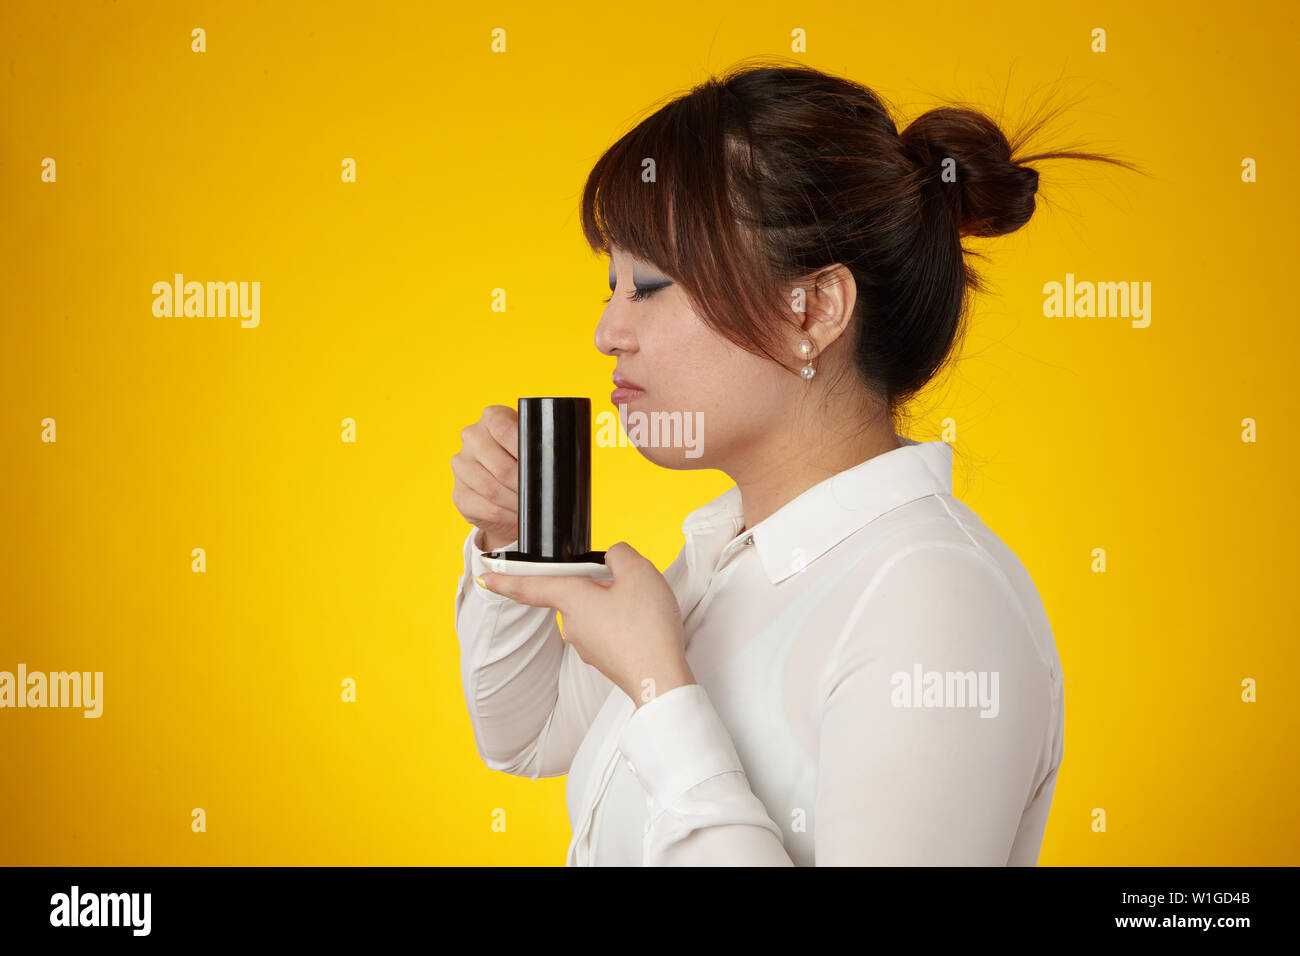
[2,0,1296,865]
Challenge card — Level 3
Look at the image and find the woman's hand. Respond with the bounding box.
[475,542,694,707]
[451,405,520,553]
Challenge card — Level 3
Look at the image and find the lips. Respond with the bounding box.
[611,371,645,405]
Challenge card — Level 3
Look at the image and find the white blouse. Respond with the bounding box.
[453,435,1064,866]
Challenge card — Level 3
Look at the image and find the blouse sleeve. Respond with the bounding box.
[455,526,615,779]
[616,542,1055,865]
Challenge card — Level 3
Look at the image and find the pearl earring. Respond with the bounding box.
[798,339,816,380]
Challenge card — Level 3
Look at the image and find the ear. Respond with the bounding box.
[799,263,856,351]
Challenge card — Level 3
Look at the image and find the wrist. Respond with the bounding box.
[630,656,695,709]
[476,527,515,552]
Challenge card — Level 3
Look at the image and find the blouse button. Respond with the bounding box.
[744,534,753,546]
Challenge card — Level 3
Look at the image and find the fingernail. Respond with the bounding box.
[475,575,487,589]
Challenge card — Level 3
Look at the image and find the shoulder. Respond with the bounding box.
[824,493,1060,680]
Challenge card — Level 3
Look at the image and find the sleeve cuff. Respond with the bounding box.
[617,683,745,814]
[462,526,519,603]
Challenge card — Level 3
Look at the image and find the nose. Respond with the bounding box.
[594,303,636,357]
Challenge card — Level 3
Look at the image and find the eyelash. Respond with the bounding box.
[601,286,662,304]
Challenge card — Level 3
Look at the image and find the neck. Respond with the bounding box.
[729,414,902,537]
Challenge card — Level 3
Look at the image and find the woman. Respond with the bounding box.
[451,59,1130,865]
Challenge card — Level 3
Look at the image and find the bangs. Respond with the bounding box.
[579,79,745,283]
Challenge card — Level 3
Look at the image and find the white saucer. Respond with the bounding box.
[480,555,614,581]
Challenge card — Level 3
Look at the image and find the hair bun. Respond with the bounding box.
[900,107,1039,238]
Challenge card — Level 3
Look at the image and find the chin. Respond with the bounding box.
[632,442,710,470]
[609,403,710,469]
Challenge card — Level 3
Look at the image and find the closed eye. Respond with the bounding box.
[601,286,665,305]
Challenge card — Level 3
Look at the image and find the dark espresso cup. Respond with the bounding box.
[481,397,610,577]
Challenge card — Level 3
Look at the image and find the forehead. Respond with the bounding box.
[608,244,653,266]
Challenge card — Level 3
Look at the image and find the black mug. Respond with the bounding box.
[484,397,608,569]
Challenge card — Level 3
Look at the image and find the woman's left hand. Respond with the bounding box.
[476,542,694,707]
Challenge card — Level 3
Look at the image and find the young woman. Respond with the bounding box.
[451,59,1131,865]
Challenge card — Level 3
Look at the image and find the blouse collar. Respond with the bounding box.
[679,435,955,585]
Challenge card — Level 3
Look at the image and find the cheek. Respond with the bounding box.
[641,318,733,407]
[644,315,786,429]
[629,310,796,466]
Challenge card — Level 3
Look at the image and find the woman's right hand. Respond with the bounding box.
[451,405,520,553]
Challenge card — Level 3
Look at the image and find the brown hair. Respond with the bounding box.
[579,57,1139,433]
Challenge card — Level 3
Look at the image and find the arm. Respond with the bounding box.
[616,682,793,865]
[454,526,615,778]
[616,543,1054,865]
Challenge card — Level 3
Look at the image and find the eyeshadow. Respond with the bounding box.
[608,249,672,293]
